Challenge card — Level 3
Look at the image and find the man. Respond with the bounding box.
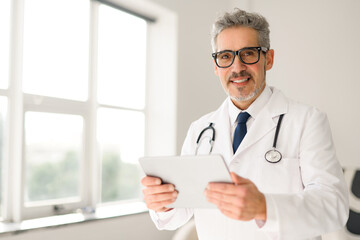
[141,8,349,239]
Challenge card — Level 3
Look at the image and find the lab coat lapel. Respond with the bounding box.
[234,88,289,157]
[235,109,275,154]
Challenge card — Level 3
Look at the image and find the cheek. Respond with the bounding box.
[217,69,229,81]
[249,65,264,80]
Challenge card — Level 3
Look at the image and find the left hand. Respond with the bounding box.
[204,172,267,221]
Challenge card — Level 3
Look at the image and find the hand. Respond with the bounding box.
[141,176,178,212]
[204,172,267,221]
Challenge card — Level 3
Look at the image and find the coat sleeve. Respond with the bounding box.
[148,123,196,230]
[258,109,349,238]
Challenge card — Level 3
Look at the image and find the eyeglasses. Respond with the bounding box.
[212,46,268,68]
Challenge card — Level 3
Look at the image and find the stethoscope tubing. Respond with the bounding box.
[195,114,285,163]
[272,114,284,149]
[196,122,215,144]
[195,122,215,155]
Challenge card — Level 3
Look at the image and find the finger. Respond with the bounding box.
[205,195,249,221]
[144,191,178,203]
[205,189,244,207]
[218,208,252,221]
[143,184,175,195]
[206,190,266,221]
[147,199,177,212]
[156,207,174,212]
[206,194,221,207]
[230,172,249,185]
[141,176,162,187]
[219,202,259,221]
[207,183,248,196]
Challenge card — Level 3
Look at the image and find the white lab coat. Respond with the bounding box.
[150,87,349,240]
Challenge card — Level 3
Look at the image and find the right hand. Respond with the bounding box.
[141,176,178,212]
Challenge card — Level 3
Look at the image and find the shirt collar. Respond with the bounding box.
[228,85,273,124]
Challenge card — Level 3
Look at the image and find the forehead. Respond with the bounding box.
[216,26,259,51]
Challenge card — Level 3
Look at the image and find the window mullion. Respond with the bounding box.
[84,0,100,209]
[4,0,25,223]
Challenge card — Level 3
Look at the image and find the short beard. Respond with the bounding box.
[230,79,265,102]
[229,65,267,103]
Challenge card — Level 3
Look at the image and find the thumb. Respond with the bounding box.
[230,172,248,185]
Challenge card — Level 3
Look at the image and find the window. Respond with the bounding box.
[97,4,146,109]
[0,0,177,225]
[22,0,89,100]
[98,108,144,202]
[20,0,90,219]
[97,4,146,203]
[24,112,83,203]
[20,0,147,219]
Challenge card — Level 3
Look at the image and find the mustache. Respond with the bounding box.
[228,71,252,80]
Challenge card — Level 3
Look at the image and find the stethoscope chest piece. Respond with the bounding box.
[265,148,282,163]
[264,114,285,164]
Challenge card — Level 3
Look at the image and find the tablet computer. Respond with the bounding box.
[139,154,232,208]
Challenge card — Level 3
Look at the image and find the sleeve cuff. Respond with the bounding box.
[150,209,176,222]
[149,208,194,230]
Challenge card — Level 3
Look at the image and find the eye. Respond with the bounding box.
[242,50,256,57]
[218,52,233,60]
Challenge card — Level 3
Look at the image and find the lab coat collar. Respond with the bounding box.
[228,86,273,125]
[205,86,288,164]
[234,86,289,156]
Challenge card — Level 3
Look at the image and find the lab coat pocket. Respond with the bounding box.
[258,156,303,193]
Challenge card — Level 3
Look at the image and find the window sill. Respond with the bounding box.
[0,201,148,235]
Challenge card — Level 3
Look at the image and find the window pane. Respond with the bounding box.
[0,0,11,89]
[22,0,89,101]
[0,97,8,215]
[97,108,144,202]
[24,112,83,203]
[98,5,147,109]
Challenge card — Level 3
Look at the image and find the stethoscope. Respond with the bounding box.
[195,123,215,155]
[195,114,285,163]
[264,114,284,163]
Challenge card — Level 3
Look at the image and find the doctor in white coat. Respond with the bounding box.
[141,9,349,240]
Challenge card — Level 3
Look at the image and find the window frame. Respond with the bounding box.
[21,97,89,220]
[1,0,177,223]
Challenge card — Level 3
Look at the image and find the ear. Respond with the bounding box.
[265,49,274,71]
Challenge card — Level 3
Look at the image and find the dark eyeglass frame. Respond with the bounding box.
[212,46,268,68]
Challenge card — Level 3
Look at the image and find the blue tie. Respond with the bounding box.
[233,112,250,153]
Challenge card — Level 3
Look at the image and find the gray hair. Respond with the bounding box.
[211,8,270,52]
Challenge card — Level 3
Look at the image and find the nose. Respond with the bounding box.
[231,55,247,71]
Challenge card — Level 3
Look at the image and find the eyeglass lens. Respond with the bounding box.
[215,48,260,67]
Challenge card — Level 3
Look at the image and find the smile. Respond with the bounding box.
[231,77,250,83]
